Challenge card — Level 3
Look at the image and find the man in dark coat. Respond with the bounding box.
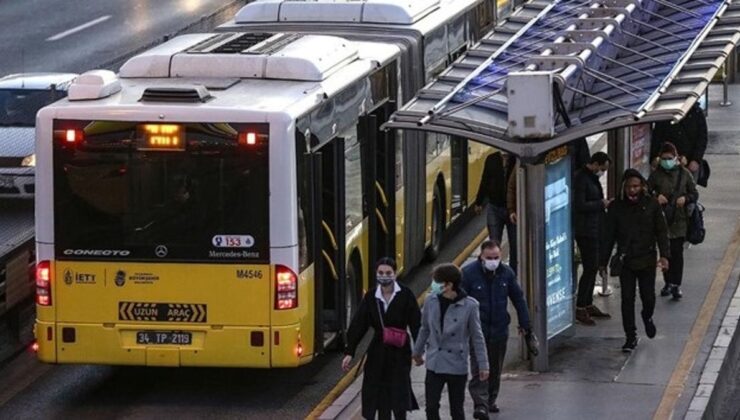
[474,152,518,273]
[344,259,421,420]
[600,169,670,353]
[462,240,531,416]
[651,102,708,179]
[573,152,612,325]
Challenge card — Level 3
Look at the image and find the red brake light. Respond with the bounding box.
[238,132,258,146]
[66,129,82,143]
[36,260,52,306]
[275,265,298,310]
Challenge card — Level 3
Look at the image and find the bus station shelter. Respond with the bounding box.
[384,0,740,370]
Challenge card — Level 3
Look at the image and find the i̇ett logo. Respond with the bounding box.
[115,270,126,287]
[64,269,73,285]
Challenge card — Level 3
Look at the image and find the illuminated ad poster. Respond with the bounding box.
[630,124,652,179]
[544,151,573,339]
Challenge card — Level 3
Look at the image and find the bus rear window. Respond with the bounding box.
[52,120,269,263]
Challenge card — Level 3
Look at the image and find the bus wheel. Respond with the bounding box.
[426,184,444,261]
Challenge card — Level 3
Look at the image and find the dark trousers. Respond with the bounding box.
[575,235,600,307]
[664,237,685,287]
[620,266,656,339]
[425,370,467,420]
[469,336,507,411]
[486,204,518,273]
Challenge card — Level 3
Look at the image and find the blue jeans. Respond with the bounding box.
[486,204,517,273]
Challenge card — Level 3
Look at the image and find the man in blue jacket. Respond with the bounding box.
[462,240,532,417]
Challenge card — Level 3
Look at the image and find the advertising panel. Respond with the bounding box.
[631,123,652,179]
[544,151,573,339]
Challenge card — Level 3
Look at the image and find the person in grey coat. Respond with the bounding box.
[412,263,490,420]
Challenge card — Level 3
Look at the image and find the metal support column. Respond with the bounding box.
[518,162,548,371]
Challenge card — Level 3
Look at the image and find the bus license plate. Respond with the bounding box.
[136,331,192,345]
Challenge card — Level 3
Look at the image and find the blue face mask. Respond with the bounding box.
[430,281,445,295]
[660,158,677,170]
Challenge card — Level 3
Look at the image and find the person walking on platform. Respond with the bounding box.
[600,169,670,353]
[648,142,699,300]
[343,257,421,420]
[573,152,612,325]
[651,102,708,181]
[412,263,489,420]
[474,152,518,273]
[462,240,531,416]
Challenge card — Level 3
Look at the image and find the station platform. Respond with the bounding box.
[326,82,740,420]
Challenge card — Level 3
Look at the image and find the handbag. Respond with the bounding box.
[608,253,625,277]
[686,202,706,245]
[697,159,711,188]
[376,299,408,348]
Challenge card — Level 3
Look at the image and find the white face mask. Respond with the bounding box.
[596,170,605,178]
[483,258,501,272]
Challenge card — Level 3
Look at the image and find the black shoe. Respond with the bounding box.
[644,318,657,339]
[671,286,683,300]
[622,337,638,353]
[660,285,671,297]
[489,404,500,413]
[474,409,490,419]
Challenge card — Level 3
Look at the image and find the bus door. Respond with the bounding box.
[450,137,468,221]
[360,103,396,280]
[309,139,347,349]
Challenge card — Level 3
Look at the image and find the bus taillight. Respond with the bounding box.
[238,132,257,146]
[275,265,298,310]
[36,260,52,306]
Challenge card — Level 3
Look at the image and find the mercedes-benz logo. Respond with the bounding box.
[155,245,168,258]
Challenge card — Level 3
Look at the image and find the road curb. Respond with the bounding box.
[98,0,249,71]
[690,272,740,420]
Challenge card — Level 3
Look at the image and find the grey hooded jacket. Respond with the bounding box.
[413,292,489,375]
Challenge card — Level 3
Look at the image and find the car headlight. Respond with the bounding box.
[21,154,35,167]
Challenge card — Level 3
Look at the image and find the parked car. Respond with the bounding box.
[0,73,78,198]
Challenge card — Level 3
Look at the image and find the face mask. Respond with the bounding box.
[596,170,605,178]
[660,158,677,170]
[430,281,445,295]
[483,258,501,271]
[377,275,395,286]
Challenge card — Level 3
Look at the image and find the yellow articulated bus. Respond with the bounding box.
[34,2,501,369]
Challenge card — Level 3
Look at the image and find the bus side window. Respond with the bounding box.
[475,0,495,36]
[296,130,314,272]
[395,135,404,191]
[343,127,363,233]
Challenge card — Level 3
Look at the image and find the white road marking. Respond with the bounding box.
[46,15,111,42]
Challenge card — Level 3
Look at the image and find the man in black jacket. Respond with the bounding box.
[651,102,708,179]
[600,169,670,352]
[573,152,612,325]
[474,153,517,273]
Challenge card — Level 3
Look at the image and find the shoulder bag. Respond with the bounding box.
[376,299,408,348]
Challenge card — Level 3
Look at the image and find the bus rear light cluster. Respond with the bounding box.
[275,265,298,310]
[36,260,52,306]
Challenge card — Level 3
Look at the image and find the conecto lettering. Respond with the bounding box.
[63,249,131,257]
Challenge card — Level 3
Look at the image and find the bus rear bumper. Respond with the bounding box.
[34,321,312,367]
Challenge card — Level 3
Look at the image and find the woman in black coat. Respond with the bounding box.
[342,257,421,420]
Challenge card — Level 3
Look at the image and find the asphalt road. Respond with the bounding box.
[0,0,247,75]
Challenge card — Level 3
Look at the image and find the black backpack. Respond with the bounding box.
[686,202,706,245]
